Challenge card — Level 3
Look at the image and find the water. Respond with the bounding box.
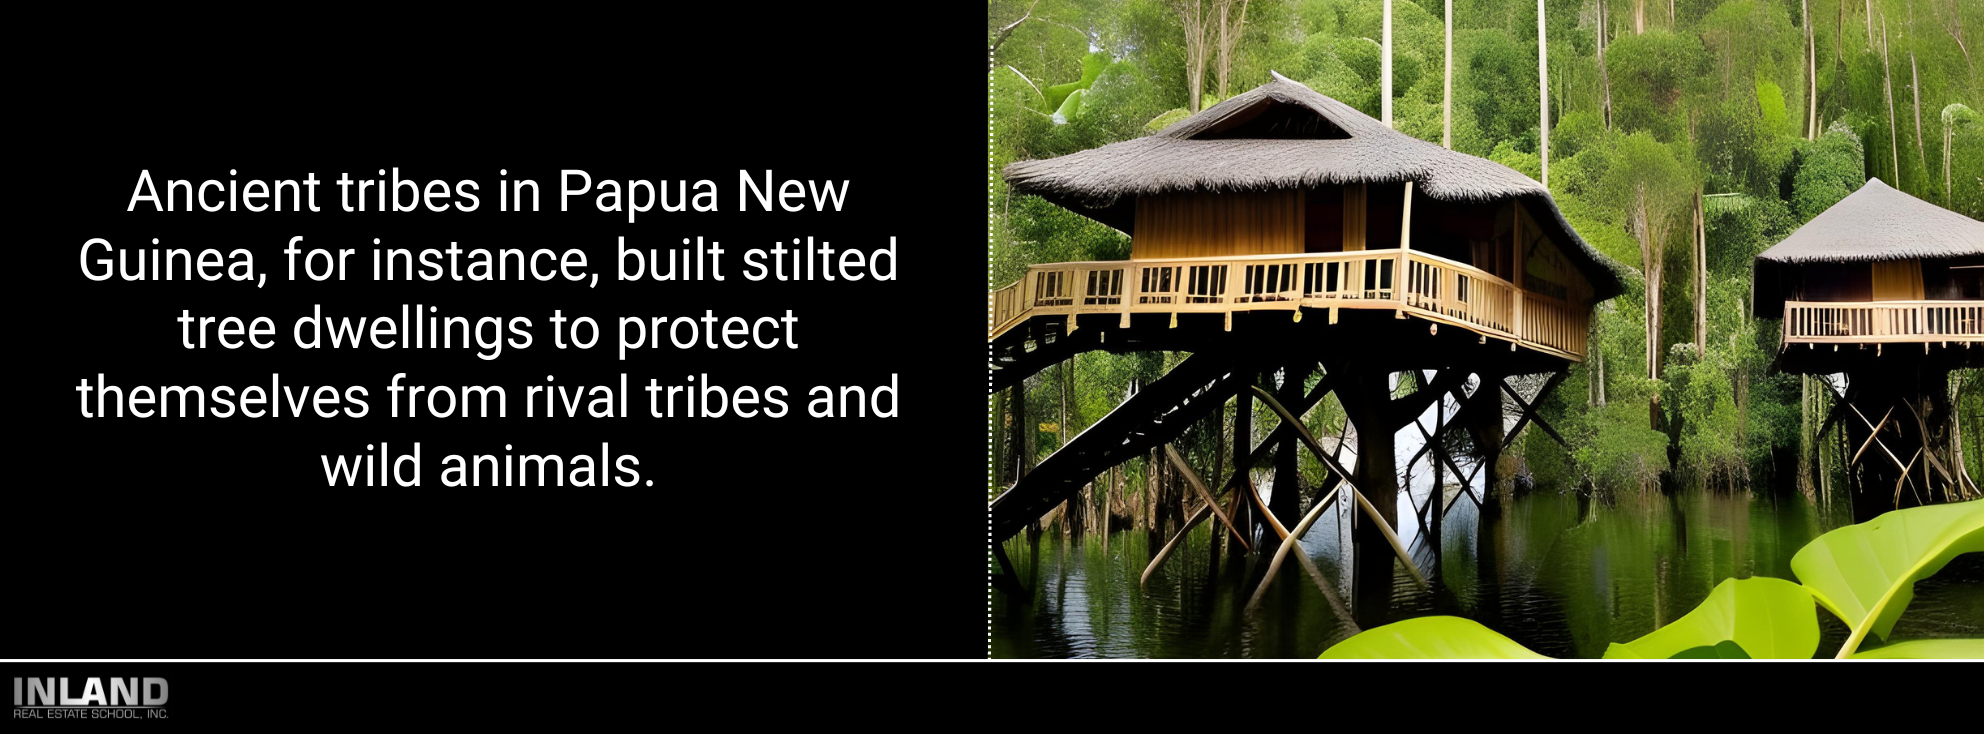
[988,488,1984,658]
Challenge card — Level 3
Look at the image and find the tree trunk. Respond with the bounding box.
[1538,0,1550,187]
[1214,0,1251,102]
[1173,1,1212,113]
[1694,189,1706,355]
[1594,311,1607,407]
[1806,0,1818,140]
[1948,122,1957,206]
[1635,0,1647,35]
[1014,381,1032,477]
[1882,14,1899,183]
[1599,0,1613,131]
[1636,185,1663,429]
[1383,0,1395,126]
[1912,52,1928,175]
[993,389,1009,489]
[1445,0,1454,147]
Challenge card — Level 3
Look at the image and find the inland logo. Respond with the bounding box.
[13,678,169,720]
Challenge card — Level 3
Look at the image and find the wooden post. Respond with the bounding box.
[1399,182,1415,306]
[1471,370,1508,505]
[1269,364,1307,529]
[1513,202,1525,343]
[1339,366,1402,628]
[1231,372,1253,557]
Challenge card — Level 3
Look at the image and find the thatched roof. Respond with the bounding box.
[1754,178,1984,264]
[1002,73,1625,299]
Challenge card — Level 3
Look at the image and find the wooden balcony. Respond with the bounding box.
[1782,300,1984,346]
[989,249,1590,361]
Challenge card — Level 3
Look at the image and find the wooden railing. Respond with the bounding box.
[990,250,1591,360]
[1783,300,1984,344]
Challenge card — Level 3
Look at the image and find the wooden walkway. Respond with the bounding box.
[991,249,1588,361]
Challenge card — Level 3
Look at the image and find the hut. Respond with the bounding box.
[993,72,1622,358]
[1751,178,1984,516]
[987,75,1624,616]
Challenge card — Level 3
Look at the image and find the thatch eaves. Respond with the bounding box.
[1754,178,1984,265]
[1002,73,1625,300]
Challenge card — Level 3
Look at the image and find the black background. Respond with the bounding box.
[13,6,989,677]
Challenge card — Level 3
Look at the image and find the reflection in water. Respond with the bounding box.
[989,489,1984,658]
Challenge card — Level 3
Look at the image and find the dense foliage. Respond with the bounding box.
[991,0,1981,498]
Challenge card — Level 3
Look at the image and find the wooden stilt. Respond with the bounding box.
[1243,477,1358,629]
[1165,444,1251,552]
[1248,385,1428,587]
[1246,485,1341,612]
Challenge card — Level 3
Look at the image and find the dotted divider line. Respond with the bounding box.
[986,45,996,660]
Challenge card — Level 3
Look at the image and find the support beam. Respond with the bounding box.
[1247,485,1342,612]
[1248,385,1428,587]
[1245,478,1358,629]
[1165,444,1251,553]
[1500,372,1569,450]
[1411,393,1484,509]
[1901,398,1957,488]
[1849,404,1896,468]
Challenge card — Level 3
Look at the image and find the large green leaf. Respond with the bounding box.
[1601,577,1819,659]
[1848,639,1984,659]
[1318,616,1549,659]
[1669,640,1752,659]
[1790,500,1984,656]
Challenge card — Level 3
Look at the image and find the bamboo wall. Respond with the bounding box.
[1132,190,1306,259]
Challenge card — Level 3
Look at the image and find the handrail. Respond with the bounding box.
[988,249,1591,360]
[1782,300,1984,344]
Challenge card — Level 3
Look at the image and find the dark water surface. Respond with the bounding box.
[989,489,1984,658]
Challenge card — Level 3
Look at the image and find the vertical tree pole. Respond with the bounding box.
[1443,0,1453,148]
[1599,0,1613,131]
[1538,0,1550,188]
[1911,51,1927,175]
[1881,13,1899,184]
[1694,189,1707,355]
[1804,0,1817,140]
[1383,0,1394,128]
